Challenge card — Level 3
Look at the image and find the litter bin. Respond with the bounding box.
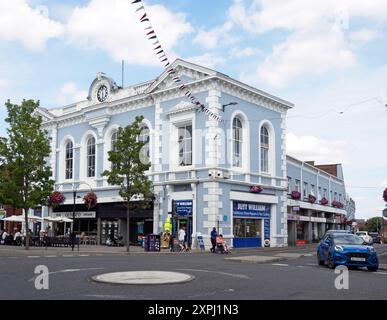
[144,234,161,252]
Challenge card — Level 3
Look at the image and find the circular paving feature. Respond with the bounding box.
[92,271,194,285]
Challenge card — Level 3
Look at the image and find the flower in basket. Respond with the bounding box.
[308,194,316,203]
[250,185,263,193]
[83,192,97,210]
[332,200,344,209]
[48,191,65,208]
[291,191,301,200]
[383,188,387,202]
[319,197,328,205]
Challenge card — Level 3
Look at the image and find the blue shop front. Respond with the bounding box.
[232,201,271,248]
[172,200,193,247]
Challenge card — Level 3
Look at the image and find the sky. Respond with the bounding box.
[0,0,386,219]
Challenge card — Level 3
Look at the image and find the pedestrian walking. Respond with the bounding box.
[210,227,217,253]
[178,226,186,252]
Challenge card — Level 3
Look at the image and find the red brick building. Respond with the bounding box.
[0,204,23,234]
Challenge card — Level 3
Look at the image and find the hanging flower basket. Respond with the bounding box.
[308,194,316,203]
[332,201,344,209]
[250,185,263,193]
[319,197,329,205]
[48,191,65,208]
[383,188,387,202]
[291,191,301,200]
[83,192,97,210]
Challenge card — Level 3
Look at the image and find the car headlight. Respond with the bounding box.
[335,245,344,252]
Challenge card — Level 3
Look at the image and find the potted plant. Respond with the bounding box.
[48,191,65,208]
[319,197,328,205]
[383,188,387,202]
[83,192,97,210]
[250,185,263,193]
[308,194,316,203]
[291,191,301,200]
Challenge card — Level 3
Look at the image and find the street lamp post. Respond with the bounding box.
[63,181,93,251]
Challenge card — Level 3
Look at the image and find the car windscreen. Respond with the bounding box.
[333,234,365,245]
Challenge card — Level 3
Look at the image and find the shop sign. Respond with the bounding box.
[173,200,193,216]
[292,206,300,212]
[287,214,297,221]
[53,211,96,219]
[233,201,270,218]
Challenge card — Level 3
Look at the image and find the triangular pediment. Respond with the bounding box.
[35,107,55,121]
[145,59,217,94]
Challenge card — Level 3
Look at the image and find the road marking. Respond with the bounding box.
[28,267,104,282]
[272,263,289,266]
[177,268,250,279]
[62,255,74,257]
[78,254,90,257]
[27,256,40,258]
[44,256,57,258]
[374,272,387,275]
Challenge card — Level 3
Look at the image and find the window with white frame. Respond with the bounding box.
[232,117,243,167]
[318,187,322,198]
[334,192,337,201]
[87,137,96,177]
[177,124,192,166]
[295,179,300,192]
[139,124,150,164]
[323,188,327,197]
[260,126,269,173]
[303,182,308,198]
[65,141,73,180]
[311,184,315,196]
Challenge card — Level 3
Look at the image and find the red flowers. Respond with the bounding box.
[383,188,387,202]
[291,191,301,200]
[332,201,344,209]
[319,197,328,205]
[83,192,97,210]
[250,185,263,193]
[308,194,316,203]
[48,191,65,208]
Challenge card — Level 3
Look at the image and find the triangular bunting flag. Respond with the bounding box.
[132,0,142,3]
[136,6,144,12]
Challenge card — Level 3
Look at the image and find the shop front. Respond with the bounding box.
[52,208,97,236]
[172,200,193,247]
[232,201,271,248]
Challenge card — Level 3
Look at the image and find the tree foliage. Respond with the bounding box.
[365,217,383,232]
[102,115,153,251]
[0,100,54,249]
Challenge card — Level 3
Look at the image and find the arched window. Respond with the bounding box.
[111,131,118,152]
[87,137,96,177]
[232,117,243,167]
[260,126,269,173]
[139,125,150,164]
[65,141,73,180]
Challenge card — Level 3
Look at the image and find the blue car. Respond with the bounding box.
[317,232,379,271]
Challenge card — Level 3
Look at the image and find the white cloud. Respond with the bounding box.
[230,46,262,59]
[183,53,226,69]
[255,27,356,87]
[349,29,383,47]
[0,0,64,50]
[193,22,235,50]
[286,132,350,164]
[66,0,193,65]
[57,82,87,105]
[228,0,387,87]
[381,181,387,187]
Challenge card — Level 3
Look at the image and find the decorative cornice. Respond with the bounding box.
[89,115,111,138]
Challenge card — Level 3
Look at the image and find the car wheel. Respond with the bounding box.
[327,254,335,269]
[367,266,378,272]
[317,253,324,266]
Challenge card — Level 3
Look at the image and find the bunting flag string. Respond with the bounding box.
[131,0,224,123]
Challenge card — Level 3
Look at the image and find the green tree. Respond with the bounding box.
[102,115,153,252]
[365,217,383,232]
[0,100,54,249]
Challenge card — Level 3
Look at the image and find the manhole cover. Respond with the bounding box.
[92,271,194,285]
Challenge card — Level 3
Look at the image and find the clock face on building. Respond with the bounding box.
[97,85,108,102]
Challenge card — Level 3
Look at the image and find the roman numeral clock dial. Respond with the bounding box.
[97,85,108,102]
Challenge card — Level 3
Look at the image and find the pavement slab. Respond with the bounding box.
[224,255,285,264]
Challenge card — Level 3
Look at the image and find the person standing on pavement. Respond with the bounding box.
[210,227,217,253]
[178,226,186,252]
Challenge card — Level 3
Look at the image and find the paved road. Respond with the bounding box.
[1,244,387,300]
